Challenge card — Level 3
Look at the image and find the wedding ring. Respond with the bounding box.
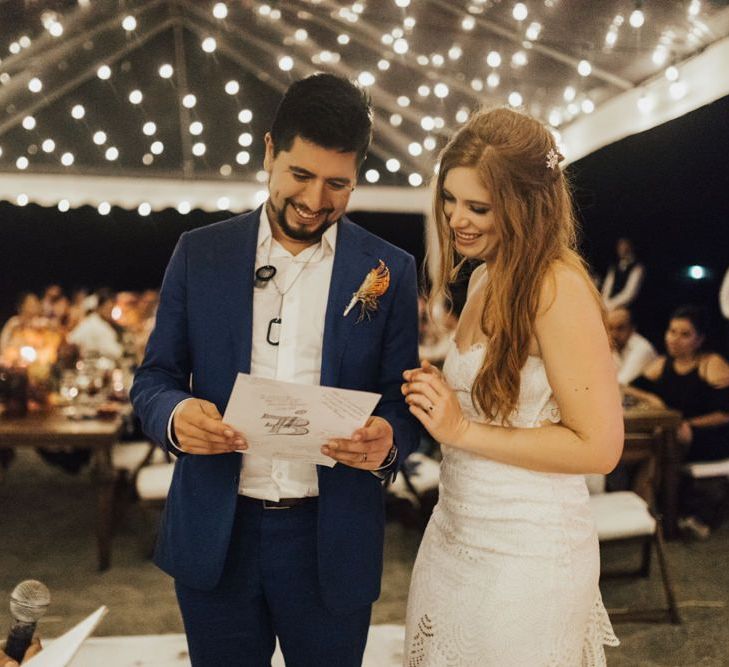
[361,452,368,463]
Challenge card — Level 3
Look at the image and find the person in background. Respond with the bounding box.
[606,306,657,386]
[601,237,644,310]
[0,293,43,355]
[40,284,63,320]
[628,305,729,539]
[67,289,122,360]
[720,266,729,355]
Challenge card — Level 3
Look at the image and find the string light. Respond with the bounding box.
[225,80,240,95]
[629,7,645,28]
[513,3,528,21]
[16,157,29,170]
[386,158,400,172]
[129,89,143,104]
[278,56,293,71]
[213,3,228,19]
[182,93,196,108]
[238,109,253,123]
[122,15,137,31]
[97,65,111,80]
[365,169,379,183]
[202,37,217,53]
[22,116,36,130]
[486,51,501,68]
[58,199,70,212]
[159,64,173,79]
[508,91,523,107]
[28,78,42,93]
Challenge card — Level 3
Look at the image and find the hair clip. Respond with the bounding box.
[546,148,561,170]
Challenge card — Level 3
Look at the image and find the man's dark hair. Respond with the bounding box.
[270,73,373,165]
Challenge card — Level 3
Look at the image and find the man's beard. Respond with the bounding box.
[269,199,337,243]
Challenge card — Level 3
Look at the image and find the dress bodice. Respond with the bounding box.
[442,340,561,428]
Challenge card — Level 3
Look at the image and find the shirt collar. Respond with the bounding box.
[258,203,338,257]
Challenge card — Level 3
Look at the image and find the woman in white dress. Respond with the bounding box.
[402,108,623,666]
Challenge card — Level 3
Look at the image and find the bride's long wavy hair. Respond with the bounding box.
[431,107,602,425]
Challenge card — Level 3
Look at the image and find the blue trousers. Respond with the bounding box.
[175,497,371,666]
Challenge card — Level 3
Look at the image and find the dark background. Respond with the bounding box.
[2,94,728,353]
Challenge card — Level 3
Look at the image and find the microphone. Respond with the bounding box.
[5,580,50,663]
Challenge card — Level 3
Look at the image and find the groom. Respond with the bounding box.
[131,73,420,666]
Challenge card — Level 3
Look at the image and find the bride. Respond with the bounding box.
[402,108,622,666]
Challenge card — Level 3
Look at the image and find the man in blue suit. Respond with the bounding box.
[131,73,420,666]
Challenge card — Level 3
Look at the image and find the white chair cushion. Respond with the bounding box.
[135,463,174,501]
[111,441,165,473]
[589,491,656,541]
[683,458,729,479]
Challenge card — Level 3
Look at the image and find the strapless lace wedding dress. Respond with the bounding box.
[404,342,619,666]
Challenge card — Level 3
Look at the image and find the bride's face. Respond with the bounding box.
[441,167,499,261]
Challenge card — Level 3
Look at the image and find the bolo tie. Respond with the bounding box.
[254,244,320,345]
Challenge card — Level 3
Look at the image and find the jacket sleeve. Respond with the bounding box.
[372,254,422,471]
[131,233,194,452]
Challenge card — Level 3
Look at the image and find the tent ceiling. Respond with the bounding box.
[1,0,728,212]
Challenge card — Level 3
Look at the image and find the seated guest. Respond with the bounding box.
[607,306,657,385]
[67,289,122,360]
[0,293,43,354]
[40,284,63,320]
[628,305,729,538]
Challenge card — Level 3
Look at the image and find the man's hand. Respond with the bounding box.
[0,637,42,666]
[321,416,393,470]
[173,399,247,454]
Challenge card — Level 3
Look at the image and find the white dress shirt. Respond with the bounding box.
[241,207,336,499]
[169,206,336,500]
[613,331,657,386]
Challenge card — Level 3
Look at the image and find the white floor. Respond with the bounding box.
[67,625,405,666]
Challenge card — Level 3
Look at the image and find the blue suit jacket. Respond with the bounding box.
[131,207,421,613]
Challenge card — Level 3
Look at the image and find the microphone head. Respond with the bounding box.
[9,580,50,623]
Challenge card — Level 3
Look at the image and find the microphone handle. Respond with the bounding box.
[5,620,36,662]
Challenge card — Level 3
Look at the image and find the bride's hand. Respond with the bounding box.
[402,360,470,446]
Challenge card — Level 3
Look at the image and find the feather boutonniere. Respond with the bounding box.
[343,259,390,321]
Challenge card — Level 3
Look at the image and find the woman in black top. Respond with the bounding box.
[629,306,729,536]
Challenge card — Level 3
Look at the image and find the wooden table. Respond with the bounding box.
[0,410,125,570]
[623,404,683,539]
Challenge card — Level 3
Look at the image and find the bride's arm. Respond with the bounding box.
[403,265,624,475]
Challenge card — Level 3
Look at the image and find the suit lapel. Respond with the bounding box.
[222,208,261,374]
[320,218,375,388]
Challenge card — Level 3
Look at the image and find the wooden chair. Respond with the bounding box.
[682,456,729,529]
[588,432,681,624]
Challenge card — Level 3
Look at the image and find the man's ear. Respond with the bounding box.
[263,132,274,172]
